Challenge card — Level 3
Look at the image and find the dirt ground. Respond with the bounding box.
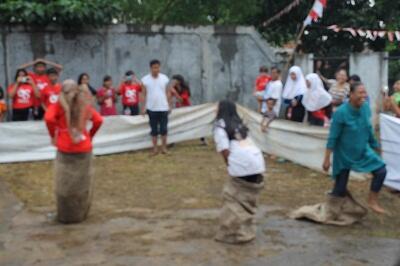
[0,140,399,266]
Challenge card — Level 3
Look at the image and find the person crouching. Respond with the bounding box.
[213,100,266,244]
[45,80,103,223]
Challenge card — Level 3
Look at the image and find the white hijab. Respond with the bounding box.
[282,66,307,99]
[302,73,332,112]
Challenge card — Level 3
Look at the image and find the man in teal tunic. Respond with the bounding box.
[323,82,387,214]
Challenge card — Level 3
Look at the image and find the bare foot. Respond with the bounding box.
[368,201,387,214]
[150,149,159,157]
[161,149,169,155]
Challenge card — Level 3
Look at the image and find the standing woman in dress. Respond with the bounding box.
[282,66,307,122]
[214,100,265,244]
[45,80,103,223]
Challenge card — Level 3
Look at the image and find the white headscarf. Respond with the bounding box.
[302,73,332,112]
[282,66,307,100]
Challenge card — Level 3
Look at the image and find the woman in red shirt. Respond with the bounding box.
[45,79,103,223]
[171,74,191,107]
[97,75,118,116]
[7,69,39,121]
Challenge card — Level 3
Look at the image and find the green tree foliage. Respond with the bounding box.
[0,0,121,26]
[0,0,399,56]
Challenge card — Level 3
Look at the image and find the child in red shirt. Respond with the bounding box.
[118,70,142,116]
[45,79,103,223]
[0,86,7,122]
[254,66,271,113]
[97,75,118,116]
[19,58,63,120]
[41,68,62,112]
[7,69,39,121]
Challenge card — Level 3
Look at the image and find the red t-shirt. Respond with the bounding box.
[255,74,271,92]
[29,72,50,107]
[119,83,142,106]
[45,103,103,153]
[41,83,61,109]
[7,83,36,109]
[97,87,118,116]
[176,90,191,108]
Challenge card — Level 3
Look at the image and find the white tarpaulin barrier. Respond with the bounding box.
[0,103,217,163]
[0,103,331,174]
[380,114,400,191]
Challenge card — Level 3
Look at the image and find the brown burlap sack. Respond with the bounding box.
[215,176,264,244]
[54,151,94,224]
[290,191,368,226]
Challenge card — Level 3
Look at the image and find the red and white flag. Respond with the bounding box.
[304,0,327,26]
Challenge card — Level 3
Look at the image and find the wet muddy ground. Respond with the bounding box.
[0,141,399,266]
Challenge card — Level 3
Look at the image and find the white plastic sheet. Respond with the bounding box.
[0,103,216,163]
[5,104,396,185]
[380,114,400,191]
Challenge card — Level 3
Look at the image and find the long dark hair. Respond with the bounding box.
[172,74,191,96]
[14,69,28,82]
[216,100,248,140]
[77,73,89,85]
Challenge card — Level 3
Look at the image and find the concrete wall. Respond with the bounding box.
[349,52,388,119]
[0,25,279,109]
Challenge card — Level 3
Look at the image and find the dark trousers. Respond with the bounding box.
[238,174,264,184]
[123,105,139,116]
[332,166,387,197]
[308,112,324,126]
[33,106,45,120]
[12,108,30,121]
[147,110,168,136]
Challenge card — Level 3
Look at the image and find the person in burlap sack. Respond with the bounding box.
[213,100,266,244]
[291,82,388,225]
[45,80,103,223]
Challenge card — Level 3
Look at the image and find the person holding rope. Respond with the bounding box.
[45,80,103,223]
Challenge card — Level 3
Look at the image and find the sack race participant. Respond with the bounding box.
[303,73,332,127]
[282,66,307,122]
[214,100,265,244]
[291,82,388,225]
[45,80,103,223]
[7,69,39,121]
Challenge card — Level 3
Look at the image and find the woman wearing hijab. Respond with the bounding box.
[213,100,265,244]
[303,73,332,126]
[45,80,103,223]
[282,66,307,122]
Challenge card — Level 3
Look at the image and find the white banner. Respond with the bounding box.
[0,104,217,163]
[380,114,400,191]
[3,103,390,183]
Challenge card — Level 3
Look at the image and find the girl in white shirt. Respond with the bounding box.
[213,100,265,244]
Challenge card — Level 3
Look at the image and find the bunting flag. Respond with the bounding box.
[304,0,327,26]
[326,25,400,42]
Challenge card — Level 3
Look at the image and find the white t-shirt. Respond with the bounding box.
[262,80,283,114]
[214,120,266,177]
[141,73,170,111]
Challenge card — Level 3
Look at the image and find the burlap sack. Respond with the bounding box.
[215,176,264,244]
[54,151,94,224]
[290,191,368,226]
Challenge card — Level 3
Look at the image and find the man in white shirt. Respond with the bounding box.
[141,59,172,155]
